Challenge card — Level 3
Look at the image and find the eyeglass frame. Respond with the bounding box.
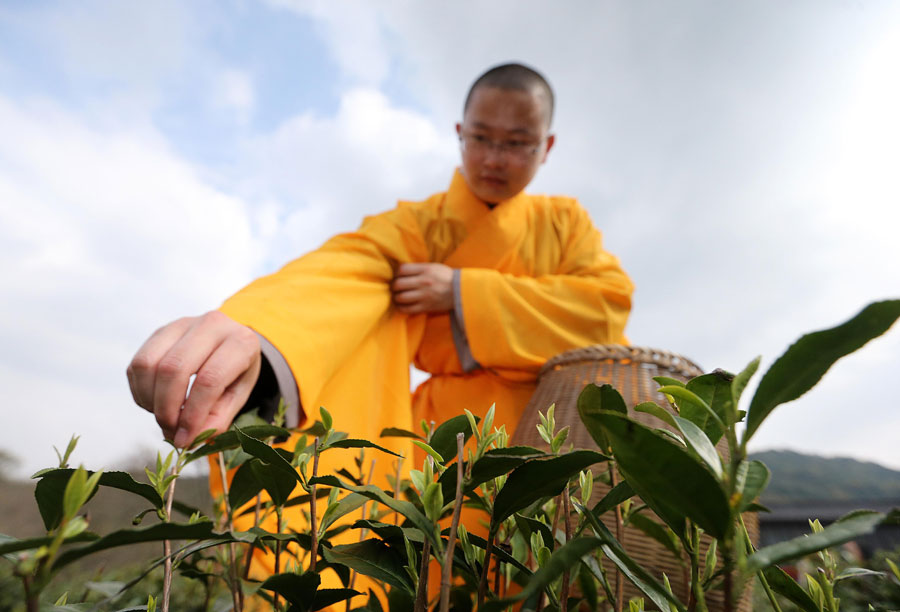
[457,129,549,160]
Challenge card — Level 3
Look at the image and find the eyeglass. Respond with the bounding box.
[458,131,545,159]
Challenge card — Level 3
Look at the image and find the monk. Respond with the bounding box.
[127,62,633,595]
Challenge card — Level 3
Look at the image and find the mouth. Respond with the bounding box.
[480,175,507,187]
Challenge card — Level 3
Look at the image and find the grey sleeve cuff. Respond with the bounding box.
[450,269,481,373]
[254,332,302,428]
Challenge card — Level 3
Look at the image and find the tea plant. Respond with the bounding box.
[0,299,898,611]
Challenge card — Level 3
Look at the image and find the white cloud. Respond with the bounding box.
[0,95,261,476]
[266,0,391,86]
[213,68,256,123]
[236,87,458,267]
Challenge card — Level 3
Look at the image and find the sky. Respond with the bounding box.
[0,1,898,479]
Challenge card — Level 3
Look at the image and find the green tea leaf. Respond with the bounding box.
[325,439,403,457]
[62,466,89,522]
[429,414,477,463]
[379,427,424,440]
[481,537,605,612]
[259,571,320,610]
[685,371,734,442]
[732,357,760,406]
[577,501,687,612]
[311,589,364,611]
[634,402,677,429]
[737,460,770,512]
[0,532,97,556]
[746,511,884,573]
[672,416,723,480]
[319,493,368,533]
[657,386,724,432]
[492,450,607,530]
[577,383,627,451]
[591,480,635,517]
[235,426,302,484]
[627,513,681,558]
[834,567,885,582]
[439,446,545,500]
[249,458,298,506]
[53,521,219,569]
[227,460,265,510]
[745,300,900,443]
[760,566,820,612]
[597,412,731,539]
[322,539,414,594]
[319,407,333,431]
[182,424,290,464]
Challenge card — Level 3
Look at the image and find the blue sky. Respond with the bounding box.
[1,1,899,478]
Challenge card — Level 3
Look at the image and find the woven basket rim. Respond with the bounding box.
[538,344,704,379]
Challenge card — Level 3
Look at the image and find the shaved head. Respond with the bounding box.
[464,63,554,127]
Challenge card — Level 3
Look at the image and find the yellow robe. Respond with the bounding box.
[212,169,633,595]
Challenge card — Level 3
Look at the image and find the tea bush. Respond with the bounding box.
[1,300,899,612]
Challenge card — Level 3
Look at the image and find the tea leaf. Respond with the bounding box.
[746,510,884,573]
[591,480,635,517]
[234,426,302,484]
[325,439,403,457]
[429,414,477,463]
[761,566,820,612]
[577,502,687,612]
[249,458,298,506]
[322,539,414,594]
[634,402,677,429]
[53,521,219,569]
[737,460,770,512]
[319,493,368,533]
[0,532,97,556]
[379,427,424,441]
[627,513,681,558]
[745,300,900,443]
[596,412,731,539]
[182,424,290,464]
[259,570,320,610]
[492,450,607,530]
[685,371,734,442]
[672,415,723,480]
[311,589,364,611]
[438,446,545,500]
[483,537,606,612]
[577,383,627,451]
[227,460,265,510]
[834,567,885,582]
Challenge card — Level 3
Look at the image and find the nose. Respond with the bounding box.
[482,143,506,167]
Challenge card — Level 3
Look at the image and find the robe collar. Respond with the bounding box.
[443,168,530,270]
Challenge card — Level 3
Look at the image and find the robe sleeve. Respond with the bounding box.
[219,205,428,423]
[458,201,633,374]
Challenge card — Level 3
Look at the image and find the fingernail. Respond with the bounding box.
[174,427,189,448]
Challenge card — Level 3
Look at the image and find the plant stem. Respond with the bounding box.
[216,452,243,612]
[477,530,495,608]
[439,434,466,612]
[690,525,709,612]
[393,456,404,526]
[23,575,37,612]
[560,487,573,612]
[243,495,263,581]
[348,458,378,612]
[162,454,183,612]
[310,437,320,574]
[414,539,432,612]
[607,463,624,612]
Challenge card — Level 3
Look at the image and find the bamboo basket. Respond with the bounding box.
[511,345,757,612]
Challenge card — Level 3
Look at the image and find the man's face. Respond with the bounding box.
[456,85,555,204]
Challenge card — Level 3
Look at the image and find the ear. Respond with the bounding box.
[540,133,556,164]
[455,122,462,137]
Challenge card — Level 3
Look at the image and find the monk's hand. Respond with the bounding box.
[126,311,262,448]
[391,262,454,314]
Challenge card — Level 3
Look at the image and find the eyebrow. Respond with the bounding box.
[468,121,534,135]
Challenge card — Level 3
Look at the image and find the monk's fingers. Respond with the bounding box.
[391,274,425,293]
[199,368,261,442]
[150,312,243,439]
[127,316,197,411]
[174,331,261,447]
[392,288,426,306]
[395,262,429,277]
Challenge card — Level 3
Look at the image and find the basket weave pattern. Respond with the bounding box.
[511,345,756,612]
